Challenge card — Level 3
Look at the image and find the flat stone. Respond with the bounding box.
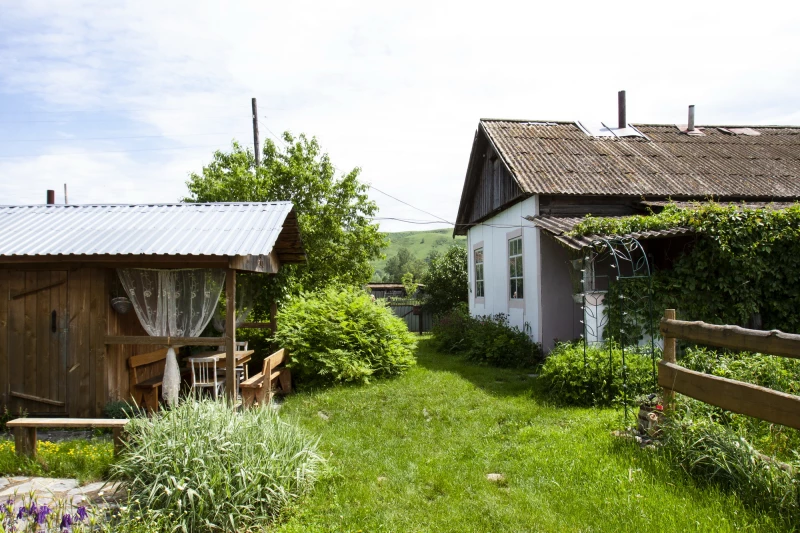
[0,478,10,490]
[486,473,505,482]
[317,411,329,421]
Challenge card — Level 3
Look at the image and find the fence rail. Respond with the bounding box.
[387,304,433,334]
[659,309,800,430]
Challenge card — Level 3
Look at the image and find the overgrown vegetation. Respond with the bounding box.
[571,202,800,333]
[274,286,417,388]
[0,439,113,484]
[537,342,657,406]
[371,229,466,282]
[111,399,324,533]
[420,245,468,316]
[431,306,541,368]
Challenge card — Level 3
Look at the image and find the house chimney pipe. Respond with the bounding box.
[688,105,695,131]
[618,90,627,129]
[46,190,55,205]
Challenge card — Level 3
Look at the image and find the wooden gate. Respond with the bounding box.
[7,271,68,415]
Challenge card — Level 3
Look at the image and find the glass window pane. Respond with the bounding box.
[517,278,524,298]
[509,260,516,277]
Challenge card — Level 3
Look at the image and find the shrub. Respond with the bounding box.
[538,342,657,406]
[110,399,324,533]
[432,308,541,368]
[274,285,417,388]
[421,245,467,315]
[103,400,145,420]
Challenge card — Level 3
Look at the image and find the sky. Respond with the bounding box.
[0,0,798,232]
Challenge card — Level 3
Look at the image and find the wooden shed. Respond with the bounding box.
[0,202,304,417]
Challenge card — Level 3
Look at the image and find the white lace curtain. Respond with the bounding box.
[118,268,226,405]
[211,274,257,333]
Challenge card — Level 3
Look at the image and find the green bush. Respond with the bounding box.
[274,285,417,388]
[538,342,657,406]
[111,399,323,533]
[432,308,541,368]
[103,400,145,419]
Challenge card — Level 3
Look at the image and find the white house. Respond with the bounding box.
[454,111,800,352]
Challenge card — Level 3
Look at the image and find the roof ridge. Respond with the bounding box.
[0,201,293,208]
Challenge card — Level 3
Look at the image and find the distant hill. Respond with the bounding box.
[371,228,466,281]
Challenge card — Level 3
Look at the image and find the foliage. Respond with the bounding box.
[370,229,466,282]
[274,286,417,388]
[271,339,784,532]
[421,245,468,316]
[103,400,145,420]
[110,399,324,533]
[660,413,800,521]
[571,202,800,333]
[381,247,427,283]
[677,347,800,459]
[184,134,387,305]
[537,342,657,407]
[0,496,97,532]
[432,306,541,368]
[400,271,417,298]
[0,439,112,484]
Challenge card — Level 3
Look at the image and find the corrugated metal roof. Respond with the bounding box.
[641,199,799,210]
[527,215,693,251]
[482,120,800,198]
[0,202,298,258]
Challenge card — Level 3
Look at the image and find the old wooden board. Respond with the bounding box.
[658,361,800,430]
[660,318,800,359]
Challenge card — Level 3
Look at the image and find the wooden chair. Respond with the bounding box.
[189,356,224,399]
[127,348,169,412]
[235,341,249,383]
[240,349,291,408]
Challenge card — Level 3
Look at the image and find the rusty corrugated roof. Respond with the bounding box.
[483,120,800,198]
[526,215,693,251]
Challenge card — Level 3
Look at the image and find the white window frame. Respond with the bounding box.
[473,242,485,303]
[507,229,524,309]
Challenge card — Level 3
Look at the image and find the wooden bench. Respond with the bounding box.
[240,349,291,408]
[6,418,129,458]
[127,348,169,412]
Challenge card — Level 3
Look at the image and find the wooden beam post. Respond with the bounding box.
[662,309,677,406]
[14,427,36,458]
[225,269,237,402]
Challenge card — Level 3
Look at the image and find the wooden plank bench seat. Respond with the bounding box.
[6,418,129,458]
[128,348,169,412]
[240,348,291,408]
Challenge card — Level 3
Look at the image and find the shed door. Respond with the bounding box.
[8,271,68,415]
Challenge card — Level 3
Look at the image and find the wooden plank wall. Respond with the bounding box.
[464,146,524,224]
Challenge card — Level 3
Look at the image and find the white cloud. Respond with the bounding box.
[0,0,799,229]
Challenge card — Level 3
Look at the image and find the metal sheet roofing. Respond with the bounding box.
[482,120,800,198]
[527,215,693,251]
[0,202,299,258]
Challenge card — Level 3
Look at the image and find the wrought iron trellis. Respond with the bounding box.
[577,236,656,421]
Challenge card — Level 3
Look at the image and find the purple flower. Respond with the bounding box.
[35,505,51,524]
[16,506,24,520]
[60,512,73,529]
[74,506,88,522]
[27,502,37,516]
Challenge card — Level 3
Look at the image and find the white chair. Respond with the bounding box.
[189,356,225,399]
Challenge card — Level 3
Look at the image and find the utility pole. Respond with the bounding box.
[251,97,260,168]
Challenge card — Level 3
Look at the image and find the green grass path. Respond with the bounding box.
[276,340,786,532]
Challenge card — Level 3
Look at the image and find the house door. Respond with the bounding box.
[7,271,68,415]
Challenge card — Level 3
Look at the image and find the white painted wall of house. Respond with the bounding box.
[466,195,541,343]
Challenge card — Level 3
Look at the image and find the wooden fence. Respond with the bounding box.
[659,309,800,430]
[387,303,433,334]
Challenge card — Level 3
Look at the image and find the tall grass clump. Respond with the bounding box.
[110,399,324,533]
[660,413,800,520]
[537,342,657,406]
[275,285,417,388]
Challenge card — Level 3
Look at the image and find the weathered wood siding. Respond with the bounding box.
[463,146,525,226]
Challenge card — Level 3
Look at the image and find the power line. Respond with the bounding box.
[367,184,453,225]
[0,143,238,159]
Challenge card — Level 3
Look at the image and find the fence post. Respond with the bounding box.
[662,309,676,406]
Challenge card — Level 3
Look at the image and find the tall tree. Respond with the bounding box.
[184,133,386,302]
[382,247,427,283]
[421,245,467,315]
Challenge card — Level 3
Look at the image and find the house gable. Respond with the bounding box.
[454,124,527,235]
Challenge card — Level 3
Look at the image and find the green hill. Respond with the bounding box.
[371,228,466,281]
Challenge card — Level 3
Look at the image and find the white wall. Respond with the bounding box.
[466,196,541,343]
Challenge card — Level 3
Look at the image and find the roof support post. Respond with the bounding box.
[225,269,237,402]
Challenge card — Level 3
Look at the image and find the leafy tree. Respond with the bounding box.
[382,247,426,282]
[184,134,387,303]
[401,272,417,298]
[421,245,467,315]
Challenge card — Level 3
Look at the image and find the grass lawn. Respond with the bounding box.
[0,438,113,484]
[276,338,790,532]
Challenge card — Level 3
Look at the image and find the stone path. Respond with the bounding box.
[0,476,125,508]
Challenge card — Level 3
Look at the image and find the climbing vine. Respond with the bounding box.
[570,202,800,335]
